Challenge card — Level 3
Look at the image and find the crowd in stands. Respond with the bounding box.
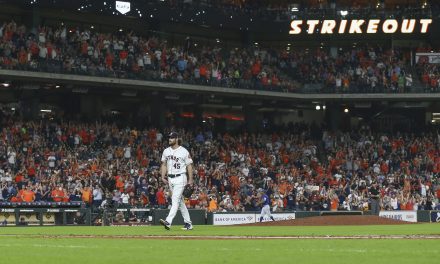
[280,47,415,93]
[164,0,439,21]
[0,108,439,216]
[0,20,431,94]
[416,52,440,93]
[0,20,299,92]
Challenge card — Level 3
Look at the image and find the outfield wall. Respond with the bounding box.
[2,208,440,226]
[0,208,91,226]
[206,210,440,225]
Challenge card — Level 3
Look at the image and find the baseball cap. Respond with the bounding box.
[168,132,179,138]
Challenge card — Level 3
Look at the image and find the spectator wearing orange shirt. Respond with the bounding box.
[198,190,209,209]
[21,186,35,202]
[105,52,114,70]
[51,186,65,202]
[119,50,128,67]
[330,194,339,211]
[156,187,167,209]
[251,59,261,77]
[18,47,28,65]
[81,186,92,205]
[208,196,218,212]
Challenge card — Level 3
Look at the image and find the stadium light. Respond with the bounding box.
[315,105,321,110]
[340,10,348,16]
[344,108,349,113]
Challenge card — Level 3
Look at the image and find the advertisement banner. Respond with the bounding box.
[261,213,296,222]
[379,211,417,222]
[416,53,440,64]
[213,213,256,226]
[213,212,296,225]
[42,213,56,225]
[17,213,40,225]
[430,211,440,223]
[0,212,16,226]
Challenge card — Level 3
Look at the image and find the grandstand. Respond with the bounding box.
[0,0,439,229]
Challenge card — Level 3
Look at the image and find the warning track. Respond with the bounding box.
[0,234,439,240]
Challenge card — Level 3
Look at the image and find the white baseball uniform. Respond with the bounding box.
[161,146,193,226]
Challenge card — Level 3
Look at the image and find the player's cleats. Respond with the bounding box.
[181,222,193,230]
[160,219,171,230]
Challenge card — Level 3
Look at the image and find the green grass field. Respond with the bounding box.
[1,224,439,264]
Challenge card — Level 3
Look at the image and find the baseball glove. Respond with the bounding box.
[182,184,194,199]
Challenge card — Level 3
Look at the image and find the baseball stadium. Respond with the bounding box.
[0,0,439,263]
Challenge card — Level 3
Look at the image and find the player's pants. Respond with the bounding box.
[166,174,192,225]
[260,205,272,218]
[371,198,380,215]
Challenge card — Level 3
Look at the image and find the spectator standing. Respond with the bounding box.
[156,187,167,208]
[93,186,103,208]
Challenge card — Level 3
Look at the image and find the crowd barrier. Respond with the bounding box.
[206,210,440,225]
[0,207,91,226]
[1,208,439,226]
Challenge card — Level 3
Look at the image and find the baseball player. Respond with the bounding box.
[258,189,275,222]
[159,132,194,230]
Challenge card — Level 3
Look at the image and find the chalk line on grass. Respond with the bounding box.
[0,234,439,240]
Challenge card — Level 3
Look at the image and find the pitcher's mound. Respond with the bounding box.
[242,215,416,226]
